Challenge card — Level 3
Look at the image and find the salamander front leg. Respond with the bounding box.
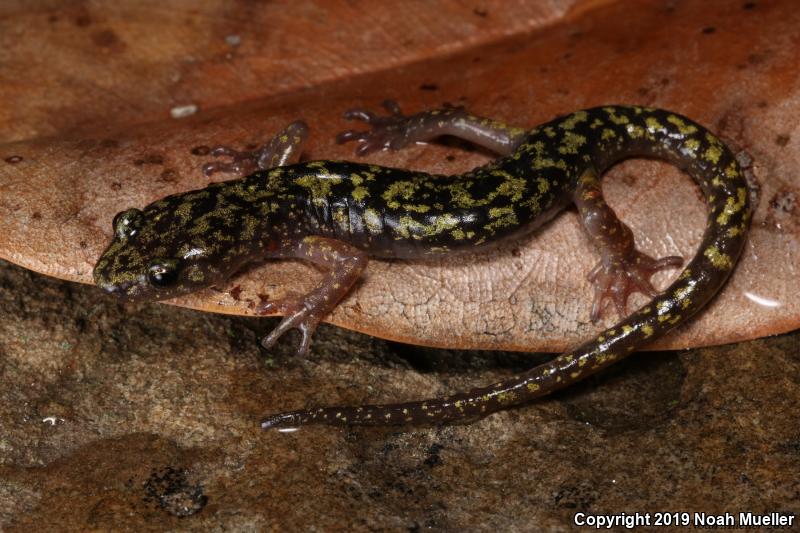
[202,120,309,176]
[336,100,527,156]
[574,169,683,321]
[257,236,367,357]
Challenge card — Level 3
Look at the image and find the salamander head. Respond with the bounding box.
[93,200,246,303]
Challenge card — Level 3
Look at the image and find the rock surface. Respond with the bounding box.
[1,259,798,530]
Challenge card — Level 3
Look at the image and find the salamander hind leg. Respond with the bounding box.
[202,120,309,177]
[258,236,367,357]
[574,168,683,321]
[336,100,527,156]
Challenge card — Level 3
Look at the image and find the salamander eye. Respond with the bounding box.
[147,259,180,287]
[113,208,143,239]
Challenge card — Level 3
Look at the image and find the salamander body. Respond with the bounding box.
[94,104,752,428]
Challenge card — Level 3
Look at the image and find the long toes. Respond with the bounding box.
[202,162,225,177]
[356,142,379,156]
[261,316,295,349]
[260,305,320,356]
[612,290,627,318]
[209,146,240,157]
[343,109,376,122]
[653,255,683,270]
[587,262,603,282]
[626,268,657,296]
[335,130,369,144]
[609,276,631,316]
[203,161,250,177]
[260,330,280,350]
[590,295,604,322]
[295,322,316,357]
[590,275,612,322]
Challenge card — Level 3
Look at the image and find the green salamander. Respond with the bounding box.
[93,102,752,429]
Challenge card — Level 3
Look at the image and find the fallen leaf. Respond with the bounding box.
[0,0,797,351]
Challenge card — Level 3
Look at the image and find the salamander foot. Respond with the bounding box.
[257,298,322,358]
[336,99,423,155]
[202,121,309,176]
[588,252,683,322]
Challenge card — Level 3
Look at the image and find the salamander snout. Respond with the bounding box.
[93,274,137,300]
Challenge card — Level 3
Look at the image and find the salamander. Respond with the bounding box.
[93,102,752,429]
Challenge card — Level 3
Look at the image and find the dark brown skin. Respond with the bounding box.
[93,103,752,429]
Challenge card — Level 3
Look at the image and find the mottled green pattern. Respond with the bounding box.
[94,106,753,428]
